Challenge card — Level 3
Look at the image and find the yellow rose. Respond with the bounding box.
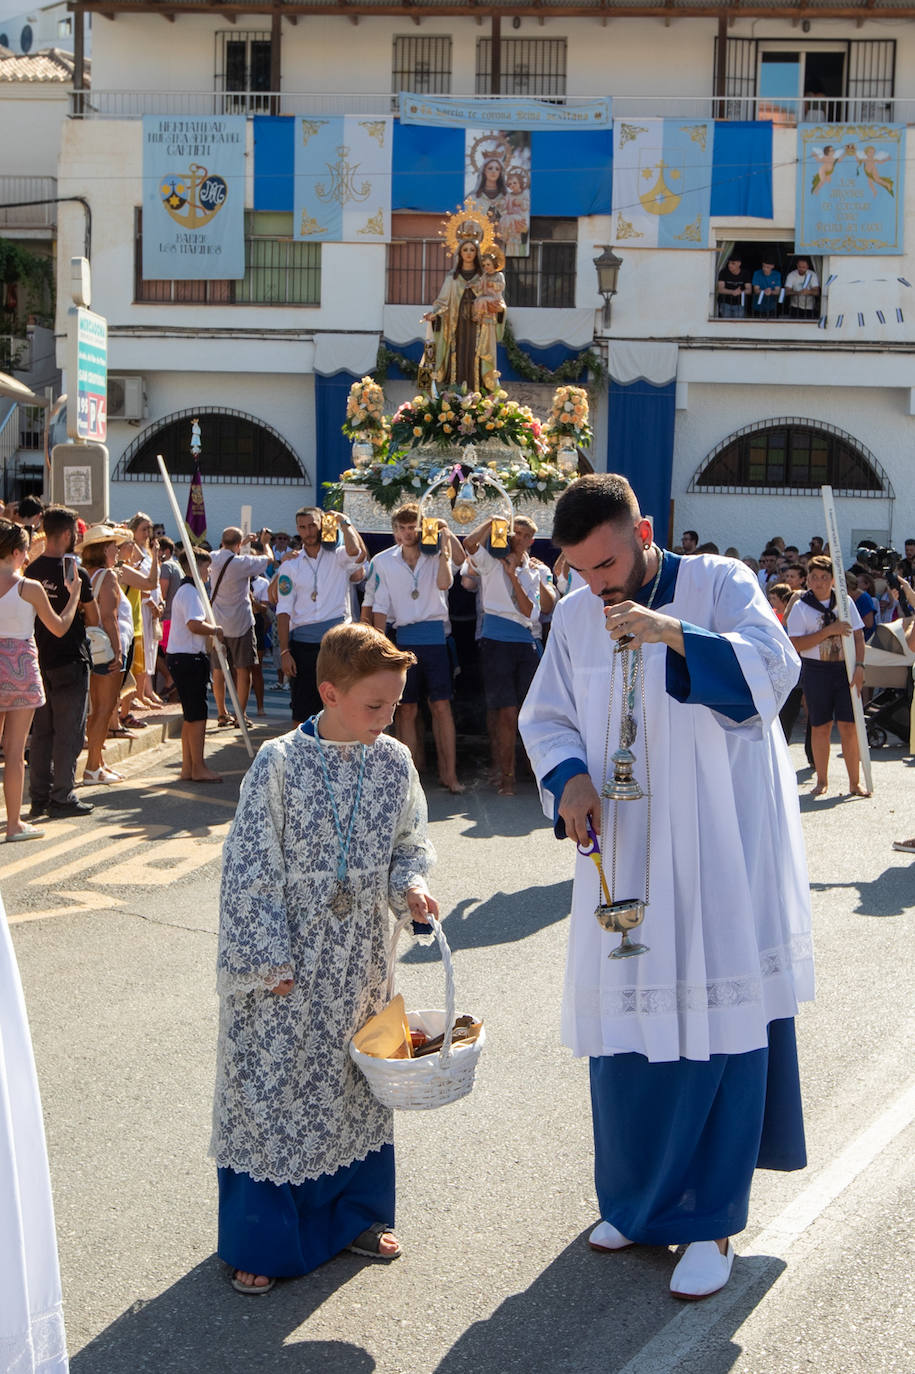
[413,396,424,406]
[443,423,453,433]
[413,426,423,436]
[486,422,495,430]
[424,413,433,422]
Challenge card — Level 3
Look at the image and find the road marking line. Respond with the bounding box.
[89,829,230,886]
[29,826,168,885]
[0,823,159,882]
[616,1077,915,1374]
[0,825,79,878]
[7,891,124,925]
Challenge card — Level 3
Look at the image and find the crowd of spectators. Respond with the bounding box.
[0,493,913,843]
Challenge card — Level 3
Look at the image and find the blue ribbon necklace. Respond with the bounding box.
[313,712,367,918]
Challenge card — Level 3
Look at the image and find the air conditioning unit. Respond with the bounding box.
[107,375,145,421]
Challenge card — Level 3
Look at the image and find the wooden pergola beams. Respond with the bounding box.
[67,0,915,19]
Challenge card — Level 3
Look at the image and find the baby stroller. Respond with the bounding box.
[862,621,914,748]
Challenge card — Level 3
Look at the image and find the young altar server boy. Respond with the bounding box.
[211,622,439,1293]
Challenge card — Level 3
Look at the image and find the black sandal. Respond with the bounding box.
[346,1222,402,1261]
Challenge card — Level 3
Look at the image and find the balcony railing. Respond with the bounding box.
[0,177,58,229]
[68,90,912,123]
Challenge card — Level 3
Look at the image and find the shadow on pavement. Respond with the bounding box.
[433,1233,787,1374]
[71,1256,375,1374]
[810,866,914,918]
[401,880,572,960]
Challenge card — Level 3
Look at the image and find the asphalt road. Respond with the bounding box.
[6,724,915,1374]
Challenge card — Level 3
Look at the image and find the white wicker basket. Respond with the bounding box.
[349,914,485,1111]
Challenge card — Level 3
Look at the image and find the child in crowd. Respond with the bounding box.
[211,622,438,1293]
[767,582,793,623]
[165,547,223,784]
[786,555,868,798]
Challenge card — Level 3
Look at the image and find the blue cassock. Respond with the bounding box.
[544,553,806,1244]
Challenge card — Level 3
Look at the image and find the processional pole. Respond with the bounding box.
[156,452,254,760]
[820,483,872,793]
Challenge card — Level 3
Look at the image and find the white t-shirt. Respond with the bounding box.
[167,582,210,655]
[275,544,361,628]
[467,544,541,629]
[373,546,450,628]
[786,594,863,661]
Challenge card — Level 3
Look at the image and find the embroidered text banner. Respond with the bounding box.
[795,123,905,256]
[294,116,393,243]
[142,116,246,280]
[612,119,713,251]
[400,94,611,130]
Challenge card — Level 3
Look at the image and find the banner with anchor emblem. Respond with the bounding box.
[294,116,393,243]
[611,119,713,250]
[142,116,246,279]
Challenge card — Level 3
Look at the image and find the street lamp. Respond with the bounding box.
[593,245,623,328]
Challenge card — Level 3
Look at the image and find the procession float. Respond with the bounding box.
[326,199,597,535]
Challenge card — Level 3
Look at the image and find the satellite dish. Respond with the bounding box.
[20,24,32,52]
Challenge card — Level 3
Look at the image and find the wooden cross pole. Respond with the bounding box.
[820,484,872,793]
[156,453,254,760]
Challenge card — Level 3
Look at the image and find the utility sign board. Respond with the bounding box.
[66,307,108,442]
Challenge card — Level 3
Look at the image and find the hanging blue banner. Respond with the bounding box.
[400,93,611,130]
[294,116,392,242]
[142,116,246,280]
[795,123,905,256]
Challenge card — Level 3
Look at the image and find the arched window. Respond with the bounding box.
[113,408,310,487]
[690,418,891,498]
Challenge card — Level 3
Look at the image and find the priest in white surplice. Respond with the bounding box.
[519,475,813,1301]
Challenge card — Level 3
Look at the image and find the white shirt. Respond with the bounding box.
[467,544,541,630]
[167,582,210,655]
[786,594,863,661]
[784,268,819,299]
[275,544,361,628]
[209,548,271,637]
[251,575,270,607]
[373,546,450,628]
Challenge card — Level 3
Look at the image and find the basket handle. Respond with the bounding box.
[386,913,457,1067]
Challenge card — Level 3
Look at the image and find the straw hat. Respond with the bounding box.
[77,523,132,553]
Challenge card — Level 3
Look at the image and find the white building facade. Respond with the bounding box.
[51,0,915,556]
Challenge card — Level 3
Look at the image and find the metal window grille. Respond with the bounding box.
[476,39,567,97]
[134,210,320,307]
[713,37,757,121]
[392,36,452,94]
[714,37,895,121]
[114,407,309,486]
[847,40,895,121]
[386,236,575,309]
[215,31,272,114]
[692,418,887,496]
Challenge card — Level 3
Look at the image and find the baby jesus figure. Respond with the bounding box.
[472,249,506,324]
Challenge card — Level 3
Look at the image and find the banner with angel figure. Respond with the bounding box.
[464,129,531,257]
[796,123,905,256]
[294,116,392,242]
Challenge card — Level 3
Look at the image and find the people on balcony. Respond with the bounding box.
[716,257,750,319]
[785,258,820,319]
[752,259,782,316]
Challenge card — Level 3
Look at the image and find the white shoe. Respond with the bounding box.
[670,1240,735,1299]
[588,1219,634,1252]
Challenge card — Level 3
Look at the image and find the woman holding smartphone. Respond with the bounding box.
[0,520,82,840]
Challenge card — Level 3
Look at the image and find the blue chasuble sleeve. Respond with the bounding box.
[543,757,588,840]
[666,622,756,723]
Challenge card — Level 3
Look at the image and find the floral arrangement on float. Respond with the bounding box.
[330,381,589,511]
[388,388,545,458]
[342,376,389,458]
[541,385,592,462]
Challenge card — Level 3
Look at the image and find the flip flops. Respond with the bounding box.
[5,822,44,842]
[230,1270,275,1295]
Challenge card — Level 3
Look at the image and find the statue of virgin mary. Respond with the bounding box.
[422,200,505,394]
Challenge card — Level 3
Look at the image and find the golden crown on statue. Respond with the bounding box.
[440,197,498,258]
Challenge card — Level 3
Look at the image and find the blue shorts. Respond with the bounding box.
[800,658,854,727]
[480,637,540,710]
[398,641,452,704]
